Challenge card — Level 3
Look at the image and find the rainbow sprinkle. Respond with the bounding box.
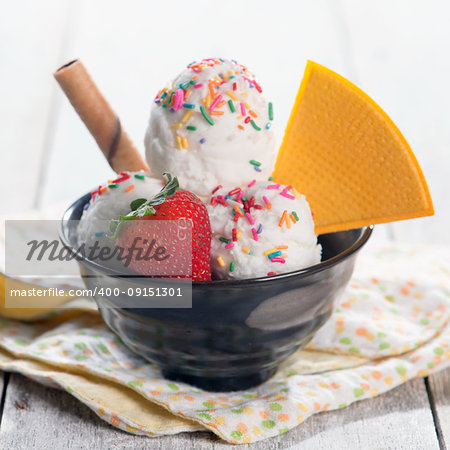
[200,106,214,126]
[268,102,274,120]
[153,59,274,143]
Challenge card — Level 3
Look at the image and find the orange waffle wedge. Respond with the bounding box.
[273,61,434,235]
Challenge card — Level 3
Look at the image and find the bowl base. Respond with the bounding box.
[162,367,277,392]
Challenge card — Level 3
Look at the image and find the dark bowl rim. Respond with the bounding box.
[59,193,373,287]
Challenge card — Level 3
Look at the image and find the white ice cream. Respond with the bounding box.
[77,171,163,248]
[207,181,321,280]
[145,58,276,197]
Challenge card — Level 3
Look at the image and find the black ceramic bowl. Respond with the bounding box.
[60,193,372,391]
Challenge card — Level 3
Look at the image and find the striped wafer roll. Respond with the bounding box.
[54,59,149,173]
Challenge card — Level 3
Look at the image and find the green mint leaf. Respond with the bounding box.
[130,198,147,211]
[107,173,179,240]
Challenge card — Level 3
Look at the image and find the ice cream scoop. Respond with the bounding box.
[77,171,163,248]
[206,180,321,279]
[145,58,276,197]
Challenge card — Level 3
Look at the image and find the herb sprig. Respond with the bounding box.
[108,173,179,240]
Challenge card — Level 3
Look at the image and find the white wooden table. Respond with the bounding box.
[1,1,449,448]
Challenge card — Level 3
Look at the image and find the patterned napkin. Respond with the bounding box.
[0,239,448,444]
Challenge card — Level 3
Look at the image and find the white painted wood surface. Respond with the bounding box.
[0,374,441,450]
[429,370,450,448]
[1,0,449,448]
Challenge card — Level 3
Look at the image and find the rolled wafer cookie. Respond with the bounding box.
[54,59,149,173]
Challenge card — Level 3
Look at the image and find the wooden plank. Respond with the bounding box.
[0,371,5,425]
[0,0,70,213]
[428,368,450,448]
[339,0,450,245]
[0,373,156,449]
[0,373,439,449]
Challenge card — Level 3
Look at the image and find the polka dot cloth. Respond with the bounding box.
[0,242,448,444]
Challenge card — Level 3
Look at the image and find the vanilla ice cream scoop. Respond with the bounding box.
[206,180,321,280]
[145,58,276,197]
[77,171,163,248]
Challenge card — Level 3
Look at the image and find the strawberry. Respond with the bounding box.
[111,174,211,281]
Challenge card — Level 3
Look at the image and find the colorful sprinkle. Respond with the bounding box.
[225,242,235,250]
[257,224,263,234]
[227,90,238,101]
[267,184,280,189]
[285,214,291,229]
[247,179,256,188]
[242,247,251,254]
[174,89,184,110]
[268,251,282,259]
[186,125,197,131]
[181,110,194,123]
[292,211,299,221]
[134,174,145,180]
[280,186,295,200]
[209,94,223,111]
[245,213,255,225]
[250,120,261,131]
[183,103,195,109]
[200,106,214,126]
[268,102,274,120]
[271,257,285,263]
[125,185,135,193]
[217,256,226,267]
[200,138,206,144]
[176,135,183,150]
[230,262,235,272]
[240,102,246,116]
[251,228,258,241]
[249,160,261,167]
[279,210,287,227]
[108,183,119,188]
